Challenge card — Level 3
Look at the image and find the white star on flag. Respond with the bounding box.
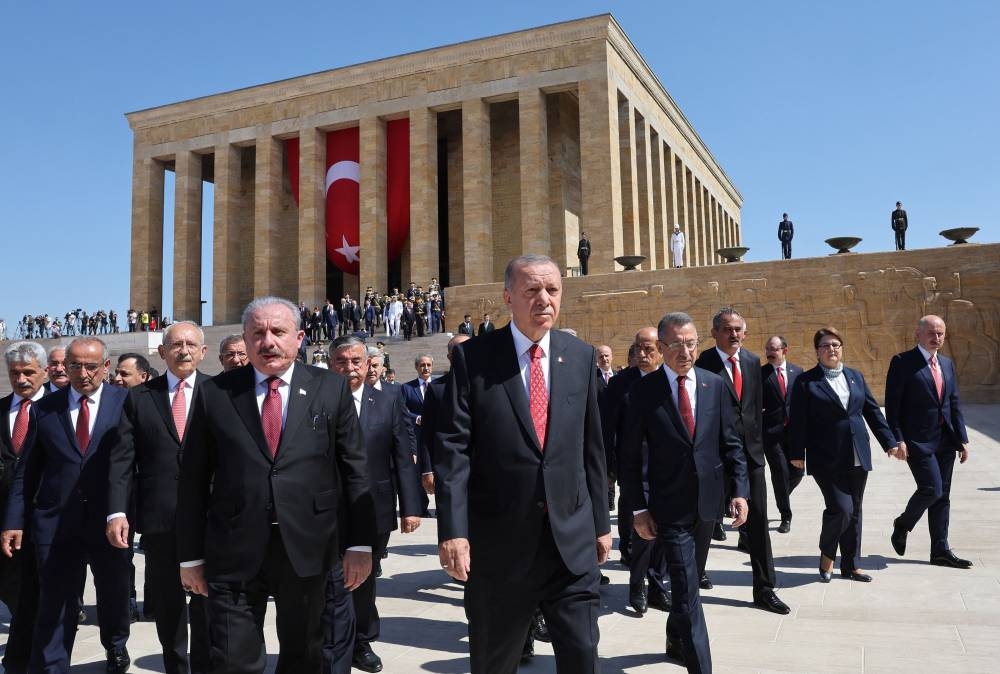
[335,235,360,263]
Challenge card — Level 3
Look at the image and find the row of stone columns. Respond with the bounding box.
[130,76,740,324]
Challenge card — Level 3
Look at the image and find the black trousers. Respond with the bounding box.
[142,532,211,674]
[697,463,776,594]
[764,431,804,521]
[660,522,711,674]
[897,445,958,556]
[617,490,633,559]
[579,256,589,276]
[321,558,355,674]
[628,531,668,590]
[894,228,906,250]
[781,240,792,259]
[0,541,38,673]
[206,526,326,674]
[33,534,131,673]
[465,520,600,674]
[353,532,391,645]
[813,467,868,571]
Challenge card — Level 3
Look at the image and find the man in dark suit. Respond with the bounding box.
[595,345,614,390]
[620,311,748,672]
[175,297,376,674]
[45,346,69,393]
[577,232,591,276]
[886,315,972,568]
[1,341,47,673]
[402,354,434,517]
[419,335,469,496]
[2,337,132,673]
[777,213,794,260]
[476,313,495,337]
[218,334,248,372]
[435,255,611,673]
[891,201,908,251]
[761,336,804,533]
[401,301,416,341]
[694,308,789,614]
[599,343,640,563]
[326,336,423,672]
[458,315,475,336]
[106,321,211,674]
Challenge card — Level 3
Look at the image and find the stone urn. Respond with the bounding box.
[614,255,647,271]
[939,227,979,245]
[716,246,750,263]
[825,237,862,254]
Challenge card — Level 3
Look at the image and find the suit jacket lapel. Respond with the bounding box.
[84,386,119,459]
[149,376,180,445]
[498,328,541,452]
[707,349,739,403]
[279,365,315,459]
[914,349,940,402]
[654,369,691,444]
[692,373,712,444]
[230,367,273,462]
[816,375,843,409]
[843,368,862,410]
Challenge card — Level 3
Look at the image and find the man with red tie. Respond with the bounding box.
[761,336,804,534]
[886,315,972,568]
[1,341,48,673]
[107,321,212,674]
[2,337,132,673]
[435,255,611,673]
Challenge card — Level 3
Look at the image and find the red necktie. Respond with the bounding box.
[929,355,943,401]
[261,377,282,458]
[528,344,548,449]
[729,355,743,401]
[777,366,787,398]
[76,395,90,454]
[11,399,31,455]
[677,375,695,439]
[172,380,188,441]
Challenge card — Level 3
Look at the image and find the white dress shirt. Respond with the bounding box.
[510,322,551,398]
[715,346,741,385]
[166,369,199,421]
[7,387,45,436]
[69,383,103,436]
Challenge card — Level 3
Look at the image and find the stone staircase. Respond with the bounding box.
[0,325,455,395]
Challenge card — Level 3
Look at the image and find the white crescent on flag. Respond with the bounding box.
[326,161,360,192]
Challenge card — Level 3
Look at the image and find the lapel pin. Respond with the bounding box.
[557,356,564,364]
[367,397,374,404]
[298,388,307,396]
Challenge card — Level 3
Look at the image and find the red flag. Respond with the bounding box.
[386,119,410,263]
[325,128,361,275]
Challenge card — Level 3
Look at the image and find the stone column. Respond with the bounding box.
[618,96,640,260]
[462,98,493,284]
[130,156,164,315]
[519,89,550,256]
[684,167,699,266]
[213,144,243,324]
[651,131,667,269]
[299,127,326,308]
[360,116,388,294]
[254,132,282,297]
[635,113,656,269]
[173,151,202,322]
[579,76,622,274]
[410,107,439,286]
[701,185,714,265]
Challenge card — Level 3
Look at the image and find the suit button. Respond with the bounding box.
[174,473,179,480]
[536,501,545,510]
[271,470,278,477]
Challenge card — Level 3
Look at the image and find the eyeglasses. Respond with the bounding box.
[817,342,842,350]
[663,340,699,352]
[221,351,247,360]
[67,362,103,372]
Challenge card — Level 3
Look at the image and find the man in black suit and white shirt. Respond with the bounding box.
[175,297,376,674]
[435,255,611,673]
[694,308,789,615]
[476,313,495,337]
[107,321,211,674]
[325,336,422,673]
[620,312,748,672]
[761,336,804,534]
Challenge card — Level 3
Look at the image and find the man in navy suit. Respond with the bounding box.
[886,315,972,568]
[418,334,470,496]
[1,341,48,673]
[621,312,748,672]
[761,336,804,533]
[2,337,132,673]
[325,336,422,673]
[694,308,788,614]
[435,255,611,673]
[107,321,212,674]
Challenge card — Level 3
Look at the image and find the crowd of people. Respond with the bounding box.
[0,255,973,674]
[0,308,173,341]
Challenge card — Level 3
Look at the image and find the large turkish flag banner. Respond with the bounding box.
[325,128,361,275]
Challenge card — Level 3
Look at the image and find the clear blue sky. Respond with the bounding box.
[1,0,996,329]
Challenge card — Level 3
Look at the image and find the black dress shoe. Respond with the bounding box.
[712,522,727,541]
[753,590,790,615]
[600,573,611,585]
[105,647,130,674]
[375,562,383,578]
[818,559,833,583]
[520,635,534,663]
[665,640,686,664]
[930,550,973,569]
[78,607,87,624]
[532,609,550,643]
[777,519,791,534]
[629,581,648,615]
[840,570,872,582]
[891,519,908,556]
[352,643,384,673]
[648,585,671,611]
[699,574,713,590]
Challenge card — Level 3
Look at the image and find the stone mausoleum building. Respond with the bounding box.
[127,14,742,324]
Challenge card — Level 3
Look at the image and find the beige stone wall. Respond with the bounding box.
[443,244,1000,403]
